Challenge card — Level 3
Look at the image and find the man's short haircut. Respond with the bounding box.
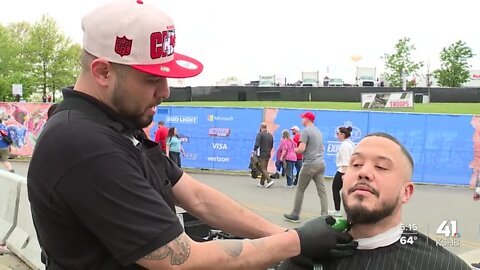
[260,122,267,129]
[365,132,414,170]
[80,50,96,72]
[80,50,129,76]
[158,121,165,125]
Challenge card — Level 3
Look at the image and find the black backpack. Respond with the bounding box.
[249,155,261,179]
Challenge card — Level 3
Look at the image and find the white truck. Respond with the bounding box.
[258,75,276,87]
[328,78,344,87]
[301,71,320,87]
[356,67,377,87]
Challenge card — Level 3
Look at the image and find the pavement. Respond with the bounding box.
[1,161,479,269]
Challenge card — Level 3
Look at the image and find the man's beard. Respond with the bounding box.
[343,194,399,224]
[111,80,154,128]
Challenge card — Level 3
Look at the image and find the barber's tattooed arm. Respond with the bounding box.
[144,233,191,265]
[140,232,292,269]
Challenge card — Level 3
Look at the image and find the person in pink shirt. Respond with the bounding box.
[279,129,297,187]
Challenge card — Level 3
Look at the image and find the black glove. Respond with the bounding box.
[294,216,357,262]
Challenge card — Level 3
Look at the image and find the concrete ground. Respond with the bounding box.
[2,161,479,269]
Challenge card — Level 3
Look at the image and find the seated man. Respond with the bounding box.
[280,132,470,270]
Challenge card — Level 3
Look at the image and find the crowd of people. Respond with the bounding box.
[251,111,357,223]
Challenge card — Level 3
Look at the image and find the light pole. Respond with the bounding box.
[350,55,362,86]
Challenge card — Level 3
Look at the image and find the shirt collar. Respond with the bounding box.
[355,224,403,250]
[62,88,137,131]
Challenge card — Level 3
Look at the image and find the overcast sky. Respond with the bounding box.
[1,0,479,86]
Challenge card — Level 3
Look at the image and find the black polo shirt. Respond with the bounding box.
[28,89,184,269]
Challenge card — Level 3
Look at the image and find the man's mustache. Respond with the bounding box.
[348,182,380,198]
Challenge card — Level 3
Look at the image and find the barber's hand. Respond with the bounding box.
[294,216,357,262]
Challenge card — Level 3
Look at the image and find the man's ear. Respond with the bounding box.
[401,182,414,204]
[90,58,112,87]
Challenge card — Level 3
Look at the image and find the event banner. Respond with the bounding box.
[268,109,474,185]
[0,102,476,186]
[148,106,263,170]
[361,91,414,109]
[368,112,474,185]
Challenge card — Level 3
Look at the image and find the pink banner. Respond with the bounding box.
[0,102,51,157]
[0,102,157,157]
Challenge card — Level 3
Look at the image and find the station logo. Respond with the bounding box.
[435,220,460,247]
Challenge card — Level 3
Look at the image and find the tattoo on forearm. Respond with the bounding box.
[144,233,191,265]
[144,246,171,260]
[219,240,243,257]
[170,233,191,265]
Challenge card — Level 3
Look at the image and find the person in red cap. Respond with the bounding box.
[284,112,328,222]
[27,1,356,269]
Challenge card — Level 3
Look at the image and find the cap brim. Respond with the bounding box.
[131,53,203,79]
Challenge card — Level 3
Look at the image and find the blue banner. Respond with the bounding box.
[367,112,429,183]
[367,112,473,185]
[421,114,473,185]
[149,106,476,186]
[150,106,263,170]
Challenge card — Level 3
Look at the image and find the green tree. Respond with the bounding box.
[24,15,80,101]
[0,23,34,101]
[433,40,474,87]
[382,37,423,87]
[0,24,15,98]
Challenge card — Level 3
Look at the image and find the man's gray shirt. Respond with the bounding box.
[300,125,324,165]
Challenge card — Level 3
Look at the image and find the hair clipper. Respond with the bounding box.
[325,216,349,232]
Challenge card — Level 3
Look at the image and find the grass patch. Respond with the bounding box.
[162,101,480,115]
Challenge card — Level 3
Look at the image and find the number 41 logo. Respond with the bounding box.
[436,220,457,237]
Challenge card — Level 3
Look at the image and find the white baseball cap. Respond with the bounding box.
[81,0,203,78]
[290,126,300,131]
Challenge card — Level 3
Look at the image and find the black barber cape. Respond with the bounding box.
[279,230,470,270]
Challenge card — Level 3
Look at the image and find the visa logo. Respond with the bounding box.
[212,143,228,150]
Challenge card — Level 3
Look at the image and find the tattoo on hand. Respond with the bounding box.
[144,233,191,265]
[219,240,243,258]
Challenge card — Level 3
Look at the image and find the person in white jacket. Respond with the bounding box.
[332,126,355,216]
